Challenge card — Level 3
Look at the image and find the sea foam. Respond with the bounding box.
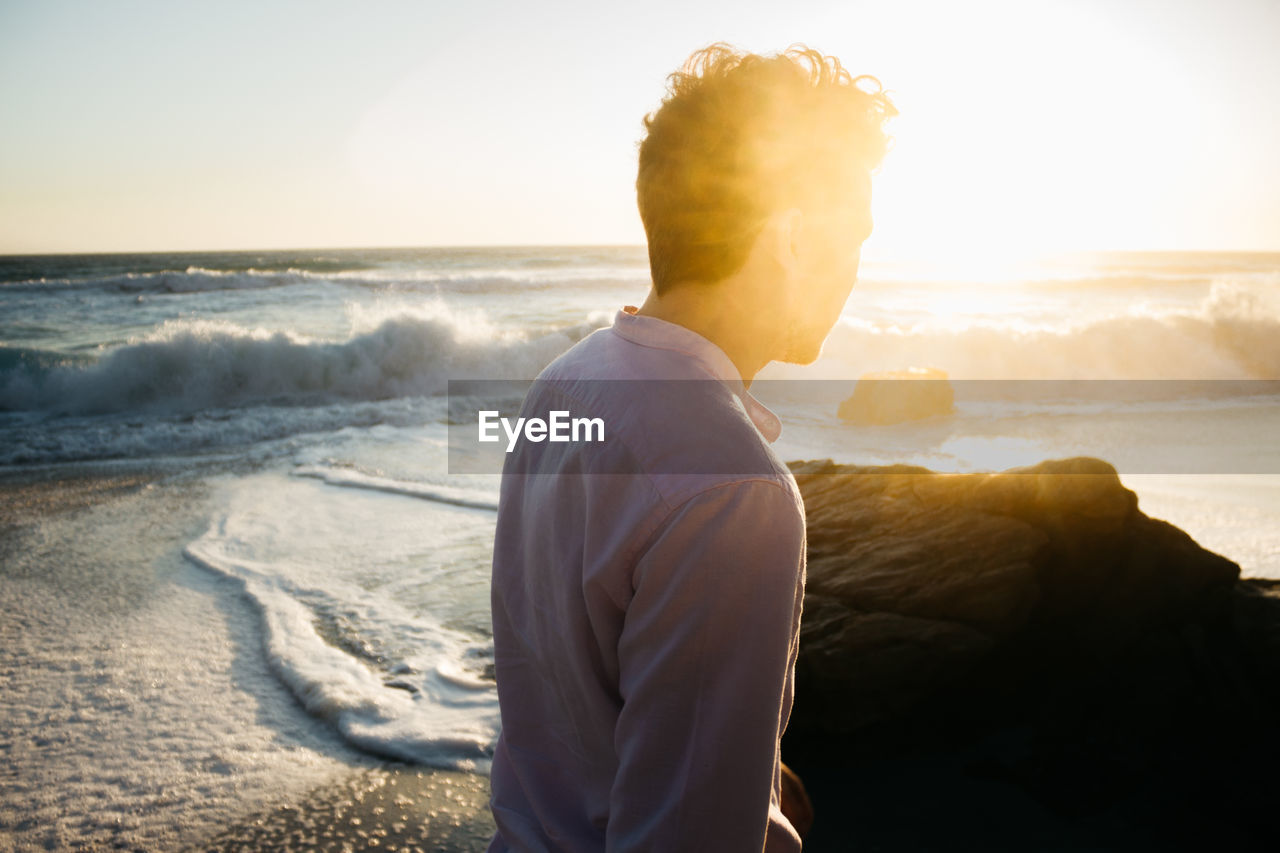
[293,464,499,511]
[183,473,501,771]
[0,310,585,415]
[801,277,1280,380]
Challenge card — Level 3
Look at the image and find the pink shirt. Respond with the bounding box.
[487,308,807,852]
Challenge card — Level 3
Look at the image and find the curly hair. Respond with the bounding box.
[637,43,896,293]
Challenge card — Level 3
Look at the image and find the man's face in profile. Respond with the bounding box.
[778,174,873,365]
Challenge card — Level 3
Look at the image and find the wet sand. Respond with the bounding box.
[190,765,495,853]
[0,469,498,852]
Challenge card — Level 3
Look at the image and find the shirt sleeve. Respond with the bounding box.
[606,478,806,853]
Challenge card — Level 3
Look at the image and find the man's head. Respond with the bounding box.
[637,44,895,364]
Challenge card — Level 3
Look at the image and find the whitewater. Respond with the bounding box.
[2,245,1278,849]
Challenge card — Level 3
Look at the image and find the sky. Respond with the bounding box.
[1,0,1278,256]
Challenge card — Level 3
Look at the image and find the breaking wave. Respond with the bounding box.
[0,311,594,415]
[807,278,1280,380]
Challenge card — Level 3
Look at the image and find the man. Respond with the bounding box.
[487,43,894,852]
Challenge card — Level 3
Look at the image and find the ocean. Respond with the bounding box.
[2,246,1278,849]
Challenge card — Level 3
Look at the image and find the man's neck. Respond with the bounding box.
[635,283,775,385]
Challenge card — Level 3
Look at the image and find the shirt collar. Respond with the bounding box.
[611,306,782,443]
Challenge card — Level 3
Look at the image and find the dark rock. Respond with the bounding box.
[782,457,1280,851]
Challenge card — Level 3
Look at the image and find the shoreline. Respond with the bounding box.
[1,470,363,850]
[1,467,501,852]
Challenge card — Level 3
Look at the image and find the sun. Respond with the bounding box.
[847,0,1199,260]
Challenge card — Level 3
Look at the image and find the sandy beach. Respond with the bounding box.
[0,469,496,852]
[192,766,494,853]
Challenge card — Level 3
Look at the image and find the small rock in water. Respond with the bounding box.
[837,367,954,425]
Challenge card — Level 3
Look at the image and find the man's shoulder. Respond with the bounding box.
[536,324,703,384]
[537,327,613,382]
[521,332,795,510]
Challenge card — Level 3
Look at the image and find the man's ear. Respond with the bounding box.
[765,207,804,274]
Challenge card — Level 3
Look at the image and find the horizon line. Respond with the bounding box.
[4,242,1280,259]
